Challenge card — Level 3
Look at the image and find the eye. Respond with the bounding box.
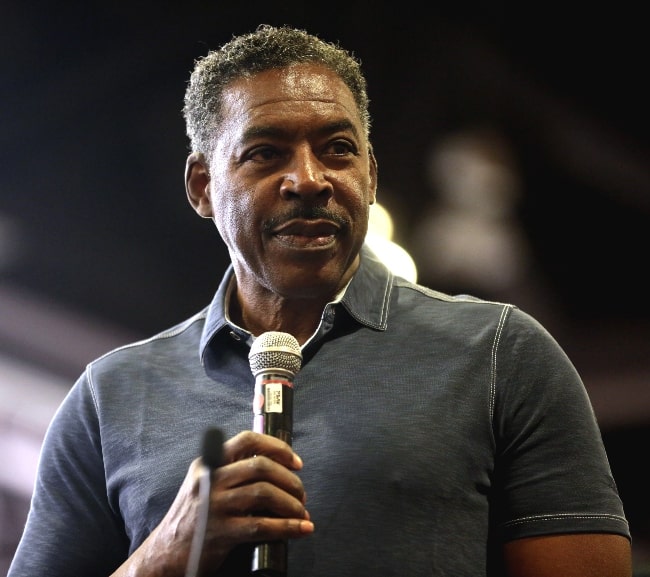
[323,139,358,158]
[245,145,283,163]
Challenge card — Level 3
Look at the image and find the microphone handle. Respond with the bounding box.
[252,375,294,576]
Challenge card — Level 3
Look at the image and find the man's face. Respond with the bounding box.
[199,63,377,301]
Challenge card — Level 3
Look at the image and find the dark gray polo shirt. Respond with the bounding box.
[8,245,630,577]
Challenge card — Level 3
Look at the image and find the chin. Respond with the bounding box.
[274,269,344,300]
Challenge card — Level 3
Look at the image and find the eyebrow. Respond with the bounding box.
[241,119,360,142]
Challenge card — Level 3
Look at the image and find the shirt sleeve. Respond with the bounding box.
[491,306,630,541]
[7,369,129,577]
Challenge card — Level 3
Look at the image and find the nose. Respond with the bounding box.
[280,146,333,201]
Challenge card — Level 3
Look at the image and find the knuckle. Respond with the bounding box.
[247,517,267,538]
[251,482,274,506]
[250,455,268,471]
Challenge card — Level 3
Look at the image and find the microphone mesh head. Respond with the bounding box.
[249,331,302,377]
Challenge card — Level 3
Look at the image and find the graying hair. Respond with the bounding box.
[182,24,371,157]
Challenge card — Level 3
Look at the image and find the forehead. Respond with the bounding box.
[219,63,362,131]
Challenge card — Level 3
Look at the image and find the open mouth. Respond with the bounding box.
[273,219,340,248]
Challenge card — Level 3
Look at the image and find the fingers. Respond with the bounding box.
[222,430,303,470]
[209,432,312,542]
[210,452,309,532]
[220,514,315,544]
[191,430,313,567]
[216,431,307,509]
[219,453,306,499]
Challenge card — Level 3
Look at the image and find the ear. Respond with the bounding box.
[185,152,213,218]
[368,146,378,205]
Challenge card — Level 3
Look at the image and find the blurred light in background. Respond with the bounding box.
[365,202,418,283]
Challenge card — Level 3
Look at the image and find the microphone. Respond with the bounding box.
[249,331,303,577]
[185,427,224,577]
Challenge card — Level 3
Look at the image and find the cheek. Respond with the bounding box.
[347,185,373,224]
[211,188,258,244]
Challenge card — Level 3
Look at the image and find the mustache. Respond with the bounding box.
[263,206,349,232]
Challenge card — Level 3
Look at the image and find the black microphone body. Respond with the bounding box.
[249,332,302,577]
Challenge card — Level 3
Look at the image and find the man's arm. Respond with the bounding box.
[504,533,632,577]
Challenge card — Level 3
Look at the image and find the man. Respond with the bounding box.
[8,25,632,577]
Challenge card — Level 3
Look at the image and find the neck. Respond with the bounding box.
[228,288,328,345]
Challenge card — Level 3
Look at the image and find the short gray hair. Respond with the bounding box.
[182,24,371,157]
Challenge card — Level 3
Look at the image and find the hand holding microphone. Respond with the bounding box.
[180,425,310,577]
[180,332,304,577]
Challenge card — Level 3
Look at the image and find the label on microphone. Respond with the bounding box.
[253,376,294,434]
[265,383,284,413]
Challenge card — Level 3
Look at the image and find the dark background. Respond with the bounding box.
[1,0,649,571]
[2,1,648,336]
